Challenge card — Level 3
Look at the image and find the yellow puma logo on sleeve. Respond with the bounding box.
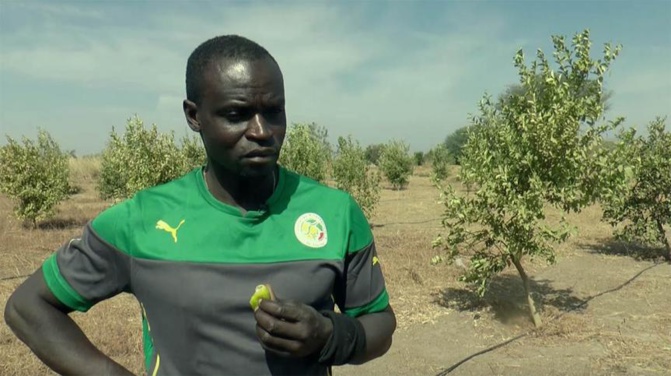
[372,256,379,266]
[156,219,185,243]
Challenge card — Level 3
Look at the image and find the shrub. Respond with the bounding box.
[430,144,450,182]
[98,115,184,201]
[180,133,207,172]
[379,140,414,190]
[0,129,70,227]
[278,122,331,183]
[413,151,424,166]
[602,116,671,261]
[332,135,382,220]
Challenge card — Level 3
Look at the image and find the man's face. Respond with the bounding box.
[184,57,286,178]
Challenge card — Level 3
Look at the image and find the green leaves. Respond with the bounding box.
[278,122,331,183]
[430,144,450,182]
[379,140,414,190]
[332,135,382,220]
[0,129,70,227]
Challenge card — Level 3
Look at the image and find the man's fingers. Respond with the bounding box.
[255,324,304,355]
[257,299,307,322]
[254,307,308,340]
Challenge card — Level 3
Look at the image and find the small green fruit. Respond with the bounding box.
[250,284,275,311]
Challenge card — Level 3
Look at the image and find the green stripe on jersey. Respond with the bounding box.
[42,253,92,312]
[344,289,390,317]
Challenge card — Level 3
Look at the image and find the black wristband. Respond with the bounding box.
[317,310,367,366]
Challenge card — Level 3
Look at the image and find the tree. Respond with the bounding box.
[278,122,331,183]
[379,140,414,190]
[364,143,384,165]
[602,117,671,261]
[443,126,472,165]
[430,144,450,182]
[98,115,185,201]
[0,129,71,227]
[331,135,382,220]
[180,133,207,172]
[433,29,623,327]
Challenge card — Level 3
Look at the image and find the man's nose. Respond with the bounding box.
[245,114,272,140]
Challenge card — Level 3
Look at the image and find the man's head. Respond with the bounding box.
[183,35,286,179]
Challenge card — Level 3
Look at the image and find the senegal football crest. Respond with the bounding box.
[294,213,328,248]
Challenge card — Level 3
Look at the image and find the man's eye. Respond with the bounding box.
[266,107,285,116]
[222,110,248,121]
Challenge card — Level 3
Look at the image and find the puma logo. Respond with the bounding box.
[156,219,185,243]
[373,256,379,266]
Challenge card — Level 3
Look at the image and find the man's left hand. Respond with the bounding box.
[254,299,333,358]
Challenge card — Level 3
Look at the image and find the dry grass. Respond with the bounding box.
[69,156,101,182]
[1,164,669,375]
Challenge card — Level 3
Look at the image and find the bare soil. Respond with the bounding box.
[1,164,669,375]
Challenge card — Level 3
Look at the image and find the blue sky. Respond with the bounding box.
[0,0,669,155]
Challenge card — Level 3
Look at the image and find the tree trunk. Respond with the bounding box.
[656,219,671,262]
[511,256,542,328]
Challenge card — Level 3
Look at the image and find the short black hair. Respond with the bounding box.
[185,35,278,104]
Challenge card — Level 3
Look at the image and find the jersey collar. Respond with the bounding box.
[195,166,286,220]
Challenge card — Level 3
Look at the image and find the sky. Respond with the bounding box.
[0,0,669,156]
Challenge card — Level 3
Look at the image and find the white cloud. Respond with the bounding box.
[1,1,667,154]
[2,2,512,151]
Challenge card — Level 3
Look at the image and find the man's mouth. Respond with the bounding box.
[243,149,277,161]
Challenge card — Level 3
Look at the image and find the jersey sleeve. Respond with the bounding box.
[334,195,390,317]
[41,200,133,312]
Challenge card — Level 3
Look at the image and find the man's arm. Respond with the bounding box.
[350,305,396,364]
[4,268,133,376]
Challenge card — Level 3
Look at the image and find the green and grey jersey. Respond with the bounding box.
[42,166,389,376]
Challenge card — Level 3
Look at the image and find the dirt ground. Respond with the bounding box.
[1,163,669,375]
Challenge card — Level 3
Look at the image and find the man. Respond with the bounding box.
[4,35,396,375]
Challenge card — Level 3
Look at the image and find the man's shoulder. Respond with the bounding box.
[90,168,201,245]
[282,167,351,202]
[134,168,200,200]
[94,168,200,221]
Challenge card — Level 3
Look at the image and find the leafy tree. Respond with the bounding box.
[602,116,670,261]
[433,29,623,327]
[599,138,618,152]
[379,140,414,190]
[364,144,384,165]
[413,151,425,166]
[331,135,382,220]
[443,126,472,165]
[0,129,70,227]
[430,144,451,182]
[98,115,185,201]
[278,122,331,183]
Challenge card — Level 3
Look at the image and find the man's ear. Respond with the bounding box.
[183,99,201,132]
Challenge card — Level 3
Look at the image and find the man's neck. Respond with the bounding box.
[203,164,277,213]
